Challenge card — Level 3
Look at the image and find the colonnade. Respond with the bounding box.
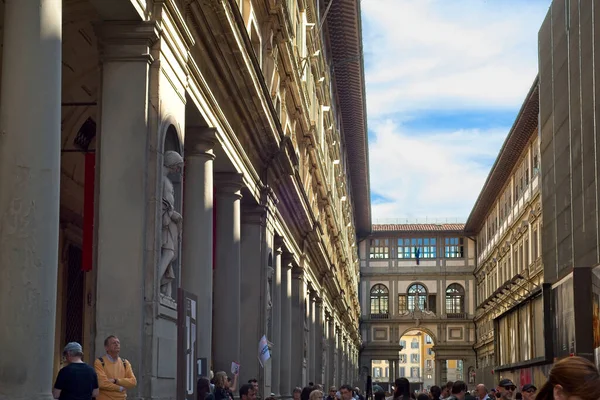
[0,2,361,399]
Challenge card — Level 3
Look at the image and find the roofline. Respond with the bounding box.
[464,76,539,233]
[355,0,372,237]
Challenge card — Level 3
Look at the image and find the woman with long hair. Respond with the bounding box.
[393,378,411,400]
[536,356,600,400]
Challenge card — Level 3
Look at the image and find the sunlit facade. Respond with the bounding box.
[359,225,477,390]
[465,79,550,389]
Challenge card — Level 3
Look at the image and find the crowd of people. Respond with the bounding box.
[195,357,600,400]
[50,338,600,400]
[369,357,600,400]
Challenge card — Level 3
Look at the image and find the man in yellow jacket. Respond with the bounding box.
[94,335,137,399]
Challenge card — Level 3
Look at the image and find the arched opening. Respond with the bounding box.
[398,329,436,391]
[445,283,465,317]
[369,284,389,318]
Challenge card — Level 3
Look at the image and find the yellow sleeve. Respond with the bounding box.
[94,359,122,392]
[118,360,137,389]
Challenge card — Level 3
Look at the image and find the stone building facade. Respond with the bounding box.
[539,0,600,370]
[465,79,551,390]
[0,0,370,399]
[358,225,477,390]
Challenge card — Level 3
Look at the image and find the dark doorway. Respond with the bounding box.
[64,245,84,345]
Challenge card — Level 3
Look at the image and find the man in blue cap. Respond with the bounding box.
[53,342,99,399]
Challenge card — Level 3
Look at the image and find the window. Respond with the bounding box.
[410,367,420,378]
[411,338,419,349]
[445,284,465,314]
[410,354,419,363]
[525,238,529,268]
[427,348,434,356]
[373,367,381,378]
[399,354,407,363]
[370,239,389,259]
[426,360,433,368]
[533,228,539,260]
[408,284,428,311]
[397,238,437,259]
[370,284,389,315]
[425,335,433,344]
[399,367,406,377]
[398,295,407,313]
[444,238,464,258]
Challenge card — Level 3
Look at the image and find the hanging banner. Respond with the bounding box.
[258,335,271,367]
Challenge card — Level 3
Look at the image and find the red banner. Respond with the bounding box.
[82,152,95,272]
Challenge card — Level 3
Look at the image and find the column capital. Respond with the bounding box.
[274,235,284,253]
[95,21,160,63]
[281,251,295,269]
[292,265,304,279]
[215,172,244,197]
[185,127,218,158]
[241,205,267,226]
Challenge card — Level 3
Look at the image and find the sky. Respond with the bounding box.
[361,0,552,223]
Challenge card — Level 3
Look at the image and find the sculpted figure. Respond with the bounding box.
[266,266,274,336]
[159,150,184,296]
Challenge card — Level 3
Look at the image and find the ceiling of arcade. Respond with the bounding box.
[0,0,101,229]
[60,0,101,229]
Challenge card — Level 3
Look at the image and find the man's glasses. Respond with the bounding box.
[525,390,536,394]
[504,387,516,392]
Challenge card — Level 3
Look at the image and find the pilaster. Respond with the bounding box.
[239,203,268,386]
[213,172,244,374]
[182,127,217,374]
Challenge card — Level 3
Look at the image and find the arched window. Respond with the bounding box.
[370,284,389,316]
[446,283,465,315]
[407,284,427,311]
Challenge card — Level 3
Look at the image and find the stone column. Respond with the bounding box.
[327,314,338,385]
[239,204,267,385]
[271,241,282,395]
[93,22,159,393]
[182,128,217,373]
[315,300,324,384]
[291,266,306,387]
[213,172,244,373]
[280,252,294,396]
[335,329,342,385]
[309,291,317,382]
[324,312,332,386]
[0,1,61,399]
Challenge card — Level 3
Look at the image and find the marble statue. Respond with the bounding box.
[159,150,184,296]
[266,266,274,335]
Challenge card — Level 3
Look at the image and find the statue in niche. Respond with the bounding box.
[266,265,274,336]
[159,150,184,297]
[303,301,309,360]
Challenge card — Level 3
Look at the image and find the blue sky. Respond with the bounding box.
[362,0,552,222]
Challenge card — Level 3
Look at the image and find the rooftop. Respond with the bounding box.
[464,76,540,234]
[324,0,371,238]
[372,223,465,233]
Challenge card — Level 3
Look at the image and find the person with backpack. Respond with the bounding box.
[93,335,137,399]
[53,342,99,400]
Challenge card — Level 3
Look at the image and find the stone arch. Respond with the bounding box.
[398,326,438,345]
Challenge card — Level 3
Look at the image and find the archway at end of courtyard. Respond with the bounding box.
[371,328,467,393]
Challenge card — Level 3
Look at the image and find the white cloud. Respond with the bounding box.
[362,0,550,117]
[369,120,507,221]
[363,0,551,219]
